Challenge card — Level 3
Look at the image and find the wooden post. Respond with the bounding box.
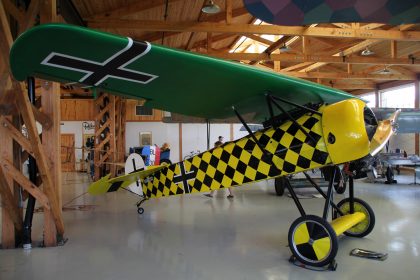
[40,80,61,246]
[207,32,212,53]
[109,95,116,176]
[0,118,20,248]
[225,0,232,24]
[94,93,117,179]
[15,82,65,236]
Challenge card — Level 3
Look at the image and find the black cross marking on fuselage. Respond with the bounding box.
[41,39,157,87]
[173,162,197,194]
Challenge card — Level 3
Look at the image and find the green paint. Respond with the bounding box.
[10,23,356,122]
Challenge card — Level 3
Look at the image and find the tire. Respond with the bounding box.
[137,207,144,215]
[334,198,375,238]
[288,215,338,267]
[274,177,286,196]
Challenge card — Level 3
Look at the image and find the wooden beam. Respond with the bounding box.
[300,25,419,73]
[400,24,417,31]
[280,62,313,72]
[40,0,61,247]
[207,52,420,65]
[86,0,182,20]
[207,32,212,53]
[0,0,18,248]
[0,159,50,210]
[15,82,65,236]
[0,0,14,74]
[391,40,397,58]
[0,165,23,242]
[184,0,205,50]
[248,36,291,65]
[331,23,351,29]
[225,0,232,24]
[274,61,281,72]
[362,23,386,30]
[302,36,308,54]
[88,20,420,41]
[283,71,416,80]
[2,0,25,23]
[390,66,416,78]
[245,34,273,46]
[19,0,39,34]
[32,104,52,129]
[319,80,376,90]
[0,116,34,157]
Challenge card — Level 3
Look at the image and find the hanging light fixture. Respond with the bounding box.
[279,44,291,53]
[361,47,375,56]
[202,0,220,14]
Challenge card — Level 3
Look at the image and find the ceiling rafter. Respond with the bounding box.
[284,71,416,80]
[299,24,419,73]
[208,52,419,65]
[2,0,25,23]
[87,20,420,41]
[85,0,182,20]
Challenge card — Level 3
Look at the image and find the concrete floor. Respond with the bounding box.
[1,171,420,280]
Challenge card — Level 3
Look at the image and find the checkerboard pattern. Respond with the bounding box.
[142,109,332,199]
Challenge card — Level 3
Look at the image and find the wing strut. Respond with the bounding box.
[232,106,272,161]
[266,94,319,145]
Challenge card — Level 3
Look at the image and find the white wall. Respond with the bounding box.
[125,122,251,163]
[126,122,180,163]
[61,121,256,167]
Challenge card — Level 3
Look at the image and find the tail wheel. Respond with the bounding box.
[288,215,338,267]
[274,177,286,196]
[334,198,375,238]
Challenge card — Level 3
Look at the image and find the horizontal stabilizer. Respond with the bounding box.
[88,165,166,195]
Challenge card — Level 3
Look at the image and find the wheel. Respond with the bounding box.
[288,215,338,267]
[274,177,286,196]
[137,207,144,215]
[385,166,396,184]
[334,198,375,237]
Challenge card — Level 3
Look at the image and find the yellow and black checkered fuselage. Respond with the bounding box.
[142,106,332,199]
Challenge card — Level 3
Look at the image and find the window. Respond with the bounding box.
[380,85,415,108]
[135,105,153,116]
[360,93,376,108]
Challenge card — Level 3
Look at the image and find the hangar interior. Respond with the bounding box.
[0,0,420,279]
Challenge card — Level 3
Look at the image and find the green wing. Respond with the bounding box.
[10,23,355,122]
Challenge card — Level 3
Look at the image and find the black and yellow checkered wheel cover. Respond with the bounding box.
[292,220,332,262]
[142,107,332,198]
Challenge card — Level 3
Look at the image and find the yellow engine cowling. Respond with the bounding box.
[321,99,370,164]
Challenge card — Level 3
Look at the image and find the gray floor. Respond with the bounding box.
[1,171,420,280]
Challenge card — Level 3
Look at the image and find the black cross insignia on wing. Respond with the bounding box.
[173,162,197,194]
[41,38,158,87]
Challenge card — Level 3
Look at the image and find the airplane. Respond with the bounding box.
[9,23,399,269]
